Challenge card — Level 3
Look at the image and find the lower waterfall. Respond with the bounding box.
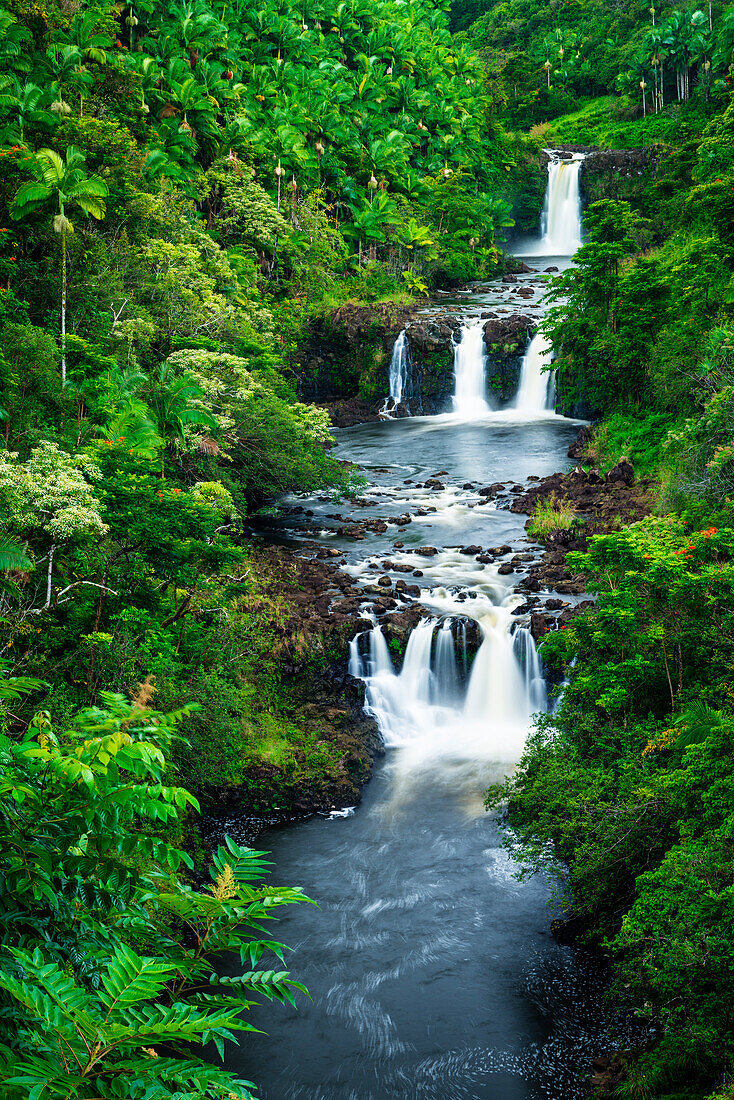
[350,598,546,764]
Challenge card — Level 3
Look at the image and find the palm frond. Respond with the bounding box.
[0,536,31,572]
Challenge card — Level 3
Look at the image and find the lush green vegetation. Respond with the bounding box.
[468,4,734,1097]
[526,491,576,538]
[4,0,734,1090]
[0,674,310,1099]
[0,0,522,1087]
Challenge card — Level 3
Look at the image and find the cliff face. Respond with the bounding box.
[294,303,461,423]
[580,145,672,206]
[483,314,536,405]
[294,302,538,424]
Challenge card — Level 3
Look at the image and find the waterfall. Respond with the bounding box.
[381,330,411,417]
[519,153,584,258]
[351,605,546,763]
[513,627,548,713]
[538,154,583,255]
[514,332,555,413]
[452,321,490,418]
[433,619,459,705]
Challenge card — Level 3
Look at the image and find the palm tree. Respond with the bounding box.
[10,147,108,384]
[52,10,111,115]
[151,366,218,473]
[0,80,55,144]
[0,536,31,573]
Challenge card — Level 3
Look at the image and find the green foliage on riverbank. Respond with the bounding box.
[0,676,310,1099]
[491,513,734,1099]
[485,36,734,1092]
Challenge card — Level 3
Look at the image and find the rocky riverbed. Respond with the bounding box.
[215,423,651,839]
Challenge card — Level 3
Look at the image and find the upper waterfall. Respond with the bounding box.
[452,321,490,419]
[522,152,584,257]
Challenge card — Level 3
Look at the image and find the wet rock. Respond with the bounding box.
[412,570,423,577]
[544,598,565,610]
[460,545,483,555]
[479,483,505,497]
[424,479,445,490]
[489,544,513,556]
[462,482,474,490]
[377,576,392,587]
[381,606,425,639]
[530,613,552,640]
[502,273,518,283]
[544,265,559,272]
[414,546,438,557]
[498,563,514,575]
[568,424,595,460]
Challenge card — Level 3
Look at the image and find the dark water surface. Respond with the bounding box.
[222,406,612,1099]
[227,765,609,1100]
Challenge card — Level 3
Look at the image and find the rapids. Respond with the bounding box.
[221,157,615,1099]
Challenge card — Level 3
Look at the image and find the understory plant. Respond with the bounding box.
[0,676,310,1099]
[526,491,576,538]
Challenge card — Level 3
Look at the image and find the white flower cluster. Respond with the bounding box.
[0,441,107,542]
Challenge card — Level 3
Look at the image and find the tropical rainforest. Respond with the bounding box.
[2,0,734,1094]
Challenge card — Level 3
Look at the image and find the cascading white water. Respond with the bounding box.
[381,330,411,417]
[351,596,546,765]
[514,331,555,413]
[537,155,583,256]
[513,627,548,713]
[452,321,490,418]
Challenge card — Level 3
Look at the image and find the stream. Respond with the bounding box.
[224,153,611,1099]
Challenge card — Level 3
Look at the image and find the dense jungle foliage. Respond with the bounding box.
[3,0,734,1091]
[477,7,734,1100]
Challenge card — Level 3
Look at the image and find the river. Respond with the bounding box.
[224,153,609,1100]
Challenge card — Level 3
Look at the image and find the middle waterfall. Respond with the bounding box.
[452,321,490,418]
[381,329,411,417]
[514,331,555,413]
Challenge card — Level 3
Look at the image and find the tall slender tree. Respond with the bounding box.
[10,147,108,384]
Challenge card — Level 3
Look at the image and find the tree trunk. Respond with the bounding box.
[45,542,56,609]
[61,228,67,385]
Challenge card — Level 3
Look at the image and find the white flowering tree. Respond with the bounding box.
[0,441,107,608]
